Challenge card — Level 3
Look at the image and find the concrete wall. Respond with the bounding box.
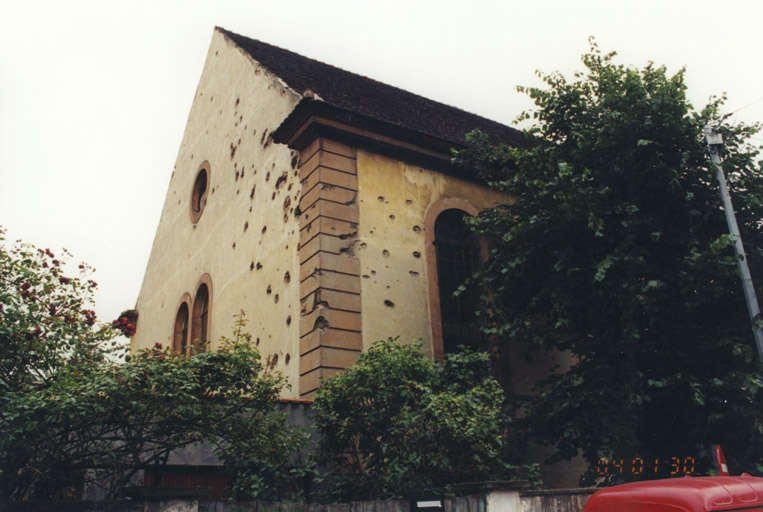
[133,29,304,397]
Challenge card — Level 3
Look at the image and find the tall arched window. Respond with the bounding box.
[425,199,486,360]
[173,302,190,354]
[191,275,212,353]
[434,209,483,354]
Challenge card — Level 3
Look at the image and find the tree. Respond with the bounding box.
[0,230,307,500]
[312,338,522,501]
[453,41,763,483]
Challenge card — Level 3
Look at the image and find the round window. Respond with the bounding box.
[190,162,210,223]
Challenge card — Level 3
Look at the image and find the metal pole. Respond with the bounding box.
[704,125,763,364]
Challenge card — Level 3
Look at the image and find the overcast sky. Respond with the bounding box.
[1,0,762,326]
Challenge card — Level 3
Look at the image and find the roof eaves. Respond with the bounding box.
[273,98,477,177]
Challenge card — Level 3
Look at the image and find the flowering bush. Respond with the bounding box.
[0,230,307,501]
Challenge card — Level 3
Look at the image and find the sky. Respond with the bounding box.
[1,0,762,326]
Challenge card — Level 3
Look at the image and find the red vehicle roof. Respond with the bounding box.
[583,476,763,512]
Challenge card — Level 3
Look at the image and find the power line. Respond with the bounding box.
[729,96,763,116]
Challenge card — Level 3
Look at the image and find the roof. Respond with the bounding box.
[584,477,763,512]
[217,27,529,150]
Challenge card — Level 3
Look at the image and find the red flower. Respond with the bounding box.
[59,276,70,285]
[20,282,31,290]
[83,309,97,326]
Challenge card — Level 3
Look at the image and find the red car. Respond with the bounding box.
[583,476,763,512]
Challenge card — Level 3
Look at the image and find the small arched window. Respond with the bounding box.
[172,302,190,355]
[433,209,484,354]
[191,276,212,353]
[190,162,210,223]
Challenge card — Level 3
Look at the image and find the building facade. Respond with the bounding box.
[132,27,550,399]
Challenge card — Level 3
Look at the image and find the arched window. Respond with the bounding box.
[425,199,486,360]
[434,209,483,354]
[191,276,212,353]
[190,162,210,223]
[172,301,190,354]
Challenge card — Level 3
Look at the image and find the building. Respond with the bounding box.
[132,27,553,400]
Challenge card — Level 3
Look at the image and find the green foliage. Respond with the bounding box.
[453,40,763,484]
[312,338,519,501]
[0,231,307,500]
[0,229,119,393]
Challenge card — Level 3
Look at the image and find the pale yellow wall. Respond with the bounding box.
[355,150,511,356]
[133,29,303,397]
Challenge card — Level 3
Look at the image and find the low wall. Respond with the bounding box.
[519,489,595,512]
[0,487,596,512]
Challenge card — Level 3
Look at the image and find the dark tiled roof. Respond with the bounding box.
[218,27,528,149]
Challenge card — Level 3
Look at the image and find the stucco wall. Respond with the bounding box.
[133,29,303,397]
[355,150,510,356]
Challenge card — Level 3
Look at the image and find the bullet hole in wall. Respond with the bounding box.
[413,251,421,258]
[232,242,236,249]
[291,155,299,169]
[262,226,267,234]
[413,225,421,233]
[377,196,384,202]
[406,199,413,205]
[266,285,272,295]
[260,129,268,146]
[250,186,256,199]
[286,315,291,325]
[269,354,278,369]
[250,262,255,271]
[409,271,419,276]
[265,172,270,182]
[284,271,290,283]
[275,173,287,190]
[314,316,329,331]
[274,294,279,304]
[256,337,260,346]
[382,250,390,258]
[384,300,395,308]
[244,221,249,232]
[256,262,263,270]
[285,353,291,365]
[235,97,239,107]
[389,215,395,220]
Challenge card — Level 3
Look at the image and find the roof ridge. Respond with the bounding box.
[216,26,512,130]
[214,26,528,148]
